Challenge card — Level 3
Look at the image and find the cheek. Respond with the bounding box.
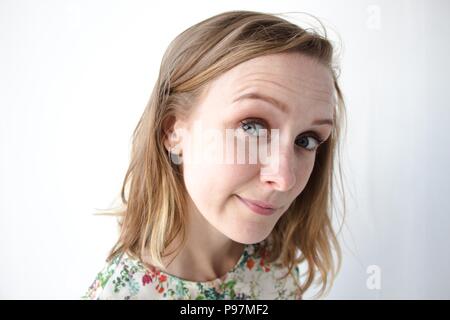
[292,156,317,196]
[180,122,259,193]
[182,161,257,204]
[181,149,261,219]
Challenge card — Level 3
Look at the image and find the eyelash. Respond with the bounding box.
[238,118,325,152]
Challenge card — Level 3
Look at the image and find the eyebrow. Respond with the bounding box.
[232,92,334,126]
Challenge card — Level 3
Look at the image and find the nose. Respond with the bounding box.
[260,146,296,191]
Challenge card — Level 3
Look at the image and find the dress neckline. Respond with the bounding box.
[125,243,256,285]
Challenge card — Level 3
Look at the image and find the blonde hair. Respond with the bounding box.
[100,10,347,299]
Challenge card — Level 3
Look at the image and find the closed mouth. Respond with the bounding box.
[235,195,277,216]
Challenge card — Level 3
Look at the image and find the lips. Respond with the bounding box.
[235,195,277,216]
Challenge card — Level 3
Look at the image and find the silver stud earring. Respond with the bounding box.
[168,146,183,165]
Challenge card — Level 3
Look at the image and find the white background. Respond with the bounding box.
[1,0,449,299]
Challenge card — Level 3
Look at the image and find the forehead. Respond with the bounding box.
[205,52,336,118]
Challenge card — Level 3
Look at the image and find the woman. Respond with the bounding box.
[83,10,346,300]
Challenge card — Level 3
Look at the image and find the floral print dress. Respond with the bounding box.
[82,240,302,300]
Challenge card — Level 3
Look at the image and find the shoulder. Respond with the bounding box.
[82,252,146,300]
[81,253,123,299]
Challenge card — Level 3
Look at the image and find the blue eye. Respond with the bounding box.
[295,135,323,152]
[239,119,324,152]
[239,119,267,136]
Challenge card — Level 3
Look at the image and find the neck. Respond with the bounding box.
[154,201,246,282]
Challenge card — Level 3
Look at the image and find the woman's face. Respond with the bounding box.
[170,52,335,244]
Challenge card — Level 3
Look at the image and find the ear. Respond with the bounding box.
[162,115,187,153]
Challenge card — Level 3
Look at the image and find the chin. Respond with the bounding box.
[225,228,271,245]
